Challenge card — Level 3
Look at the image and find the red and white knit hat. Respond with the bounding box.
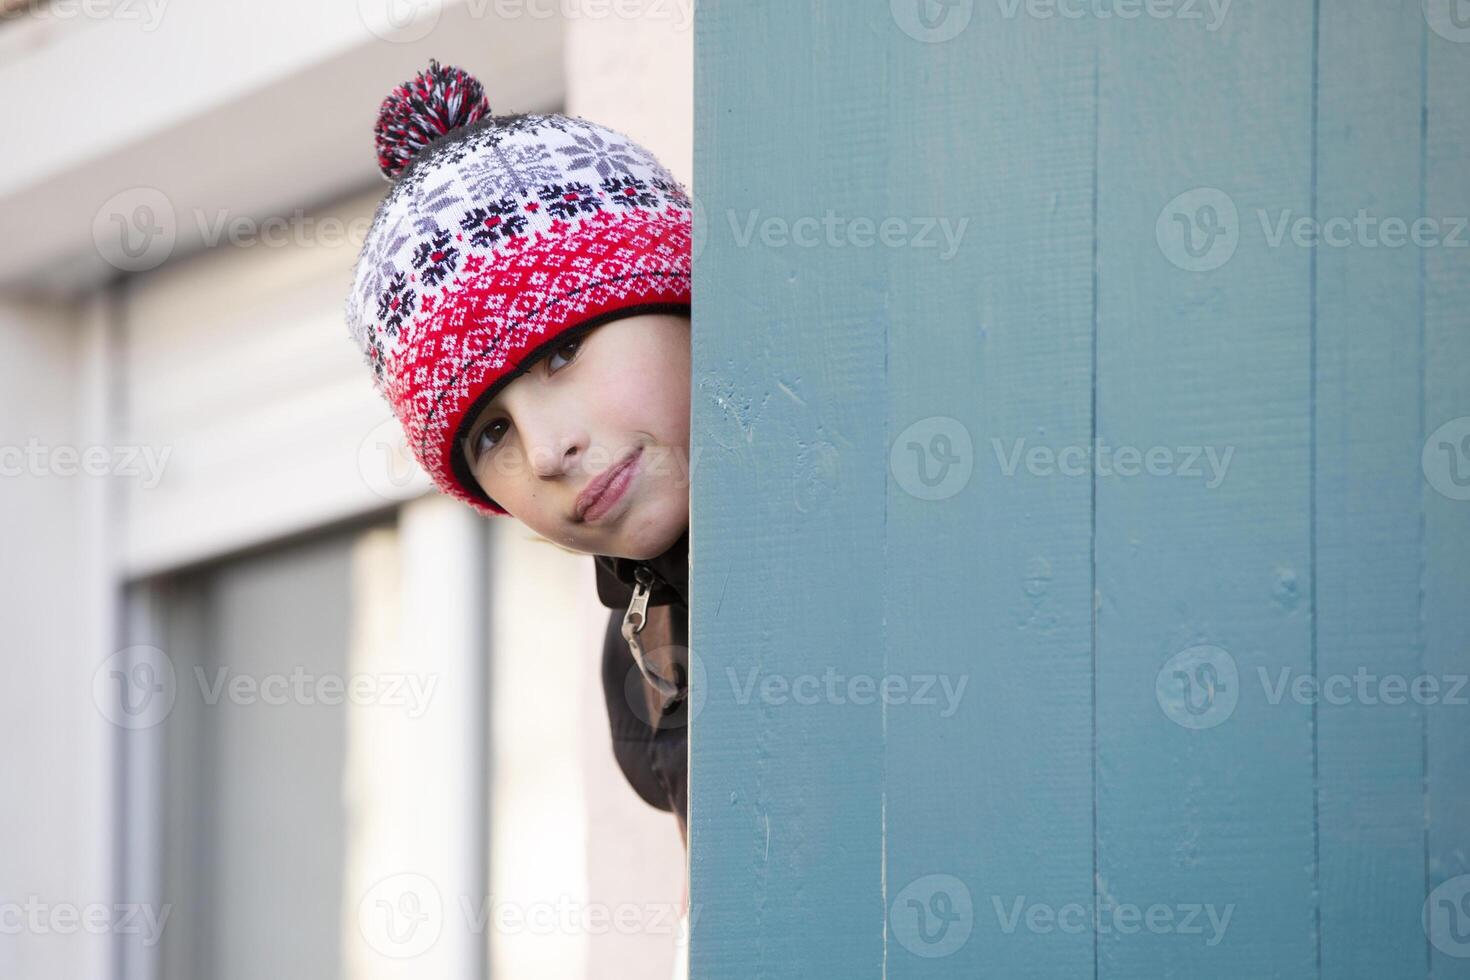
[345,60,693,517]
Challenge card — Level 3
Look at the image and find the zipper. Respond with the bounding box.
[621,563,687,705]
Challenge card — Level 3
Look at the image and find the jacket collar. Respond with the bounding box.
[593,528,689,609]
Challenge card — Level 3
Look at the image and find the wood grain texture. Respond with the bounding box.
[690,4,888,977]
[1424,6,1470,977]
[1315,1,1429,975]
[882,6,1096,978]
[1095,4,1318,976]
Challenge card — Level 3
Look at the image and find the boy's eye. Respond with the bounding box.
[545,338,582,373]
[472,419,509,462]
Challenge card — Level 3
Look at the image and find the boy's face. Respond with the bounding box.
[462,312,691,560]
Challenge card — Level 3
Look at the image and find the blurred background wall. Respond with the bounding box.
[0,1,691,977]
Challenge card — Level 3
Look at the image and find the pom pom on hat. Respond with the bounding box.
[373,59,493,180]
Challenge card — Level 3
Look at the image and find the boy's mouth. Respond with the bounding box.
[575,447,644,523]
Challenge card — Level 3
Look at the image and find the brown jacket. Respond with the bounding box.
[594,529,690,847]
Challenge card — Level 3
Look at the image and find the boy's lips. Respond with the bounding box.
[575,448,643,522]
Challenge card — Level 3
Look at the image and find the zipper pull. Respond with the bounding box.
[624,565,653,634]
[621,564,686,705]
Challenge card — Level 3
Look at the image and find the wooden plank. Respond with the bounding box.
[1422,7,1470,975]
[1094,3,1318,976]
[1314,1,1429,974]
[690,3,888,976]
[882,8,1097,978]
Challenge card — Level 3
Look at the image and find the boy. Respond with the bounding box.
[344,60,693,966]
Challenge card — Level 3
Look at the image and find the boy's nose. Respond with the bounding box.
[529,438,580,479]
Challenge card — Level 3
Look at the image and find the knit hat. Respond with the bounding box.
[345,60,693,517]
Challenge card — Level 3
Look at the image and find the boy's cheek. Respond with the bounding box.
[643,446,696,486]
[489,445,529,479]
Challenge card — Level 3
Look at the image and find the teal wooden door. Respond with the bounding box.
[691,1,1470,976]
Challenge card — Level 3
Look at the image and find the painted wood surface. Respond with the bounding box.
[692,2,1469,976]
